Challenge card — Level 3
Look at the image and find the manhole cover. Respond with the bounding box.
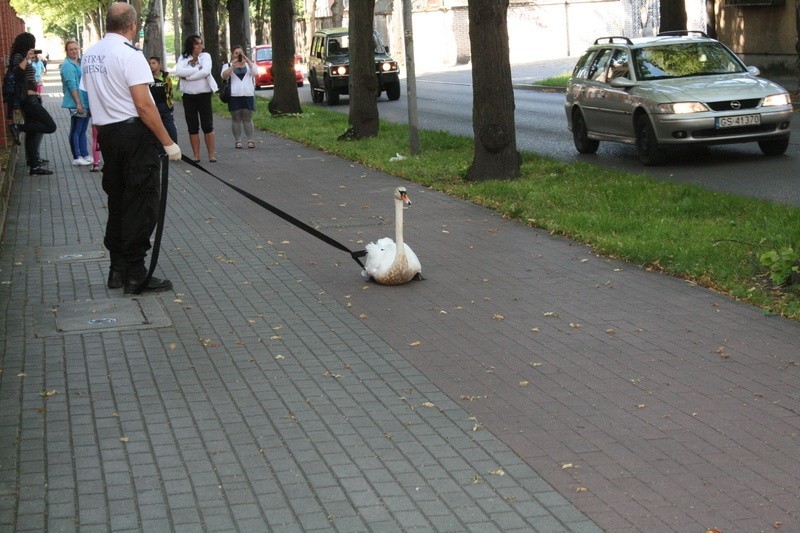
[35,297,171,337]
[37,245,106,263]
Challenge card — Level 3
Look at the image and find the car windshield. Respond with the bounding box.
[633,42,745,80]
[256,48,272,61]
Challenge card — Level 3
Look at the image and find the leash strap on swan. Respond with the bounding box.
[181,155,367,268]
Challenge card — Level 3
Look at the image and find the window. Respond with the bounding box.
[572,50,596,79]
[607,49,630,82]
[588,49,613,82]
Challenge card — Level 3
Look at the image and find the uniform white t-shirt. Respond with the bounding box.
[79,33,154,126]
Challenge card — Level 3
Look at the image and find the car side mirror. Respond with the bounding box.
[385,46,389,54]
[747,65,761,76]
[609,77,635,89]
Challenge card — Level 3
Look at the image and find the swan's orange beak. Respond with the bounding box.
[401,192,411,206]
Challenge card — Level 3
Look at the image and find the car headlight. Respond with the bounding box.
[763,93,791,107]
[334,66,347,76]
[257,66,267,75]
[656,102,709,114]
[381,62,397,72]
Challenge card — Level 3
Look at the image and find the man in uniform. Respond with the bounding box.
[80,2,182,294]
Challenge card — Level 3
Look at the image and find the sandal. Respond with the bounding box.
[235,141,243,149]
[247,141,255,149]
[90,164,100,173]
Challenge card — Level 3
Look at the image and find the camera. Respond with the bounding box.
[238,53,243,62]
[34,49,42,55]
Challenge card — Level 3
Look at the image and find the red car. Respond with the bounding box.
[252,44,304,89]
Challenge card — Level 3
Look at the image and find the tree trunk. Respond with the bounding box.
[705,0,716,38]
[466,0,520,181]
[143,0,165,63]
[269,0,303,115]
[340,0,379,140]
[201,0,222,86]
[254,0,266,43]
[659,0,687,33]
[218,3,230,63]
[182,0,199,48]
[228,0,246,52]
[331,0,344,27]
[306,0,318,57]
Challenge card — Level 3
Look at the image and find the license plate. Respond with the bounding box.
[716,114,761,128]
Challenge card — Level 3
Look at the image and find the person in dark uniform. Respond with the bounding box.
[148,56,177,143]
[80,2,182,294]
[8,32,57,175]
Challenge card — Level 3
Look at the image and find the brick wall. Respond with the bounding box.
[1,1,25,148]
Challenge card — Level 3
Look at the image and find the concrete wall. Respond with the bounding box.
[716,2,797,71]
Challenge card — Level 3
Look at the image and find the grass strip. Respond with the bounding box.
[205,94,800,319]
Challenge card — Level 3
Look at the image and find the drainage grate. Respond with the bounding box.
[35,297,171,337]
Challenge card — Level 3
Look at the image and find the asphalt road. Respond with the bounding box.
[259,60,800,206]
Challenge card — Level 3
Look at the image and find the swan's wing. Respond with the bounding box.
[364,239,397,277]
[403,243,422,276]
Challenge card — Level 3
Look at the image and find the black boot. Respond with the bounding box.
[8,123,20,145]
[124,276,173,295]
[30,166,53,176]
[107,268,124,289]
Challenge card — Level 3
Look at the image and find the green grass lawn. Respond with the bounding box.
[203,94,800,320]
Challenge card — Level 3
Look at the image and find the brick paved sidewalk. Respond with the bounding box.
[1,71,799,533]
[0,77,599,531]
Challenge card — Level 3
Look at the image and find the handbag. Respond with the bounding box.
[219,77,231,104]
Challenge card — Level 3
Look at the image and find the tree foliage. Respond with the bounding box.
[11,0,110,41]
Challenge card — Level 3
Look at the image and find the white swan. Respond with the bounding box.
[362,187,422,285]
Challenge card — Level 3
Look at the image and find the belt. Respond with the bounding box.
[98,117,141,130]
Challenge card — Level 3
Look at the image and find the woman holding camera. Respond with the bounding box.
[221,45,256,149]
[8,32,57,175]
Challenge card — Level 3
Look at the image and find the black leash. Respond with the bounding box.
[132,153,170,295]
[180,155,367,268]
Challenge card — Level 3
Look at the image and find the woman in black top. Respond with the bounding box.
[8,32,57,175]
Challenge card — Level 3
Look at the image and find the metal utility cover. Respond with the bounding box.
[36,298,171,337]
[37,245,106,263]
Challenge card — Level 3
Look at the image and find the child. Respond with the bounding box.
[148,56,178,143]
[32,54,45,95]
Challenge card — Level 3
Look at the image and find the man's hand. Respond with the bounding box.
[164,143,181,161]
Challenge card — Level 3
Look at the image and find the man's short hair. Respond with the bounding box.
[106,2,137,33]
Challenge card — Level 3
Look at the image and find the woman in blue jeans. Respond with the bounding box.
[8,32,56,175]
[60,39,91,166]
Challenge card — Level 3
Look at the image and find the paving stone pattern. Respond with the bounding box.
[1,82,599,532]
[1,72,799,532]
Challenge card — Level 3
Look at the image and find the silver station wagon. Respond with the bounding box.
[565,31,793,165]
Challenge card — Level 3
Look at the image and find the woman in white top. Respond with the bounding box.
[175,34,217,162]
[221,45,256,149]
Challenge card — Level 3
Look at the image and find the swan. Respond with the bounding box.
[362,187,422,285]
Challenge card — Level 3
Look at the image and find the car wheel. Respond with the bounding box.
[255,85,261,91]
[297,81,304,88]
[310,79,324,103]
[386,81,401,101]
[325,80,340,106]
[635,114,664,166]
[758,138,789,156]
[571,109,599,154]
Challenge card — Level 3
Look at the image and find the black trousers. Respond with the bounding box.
[19,95,57,167]
[182,92,214,134]
[97,119,162,278]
